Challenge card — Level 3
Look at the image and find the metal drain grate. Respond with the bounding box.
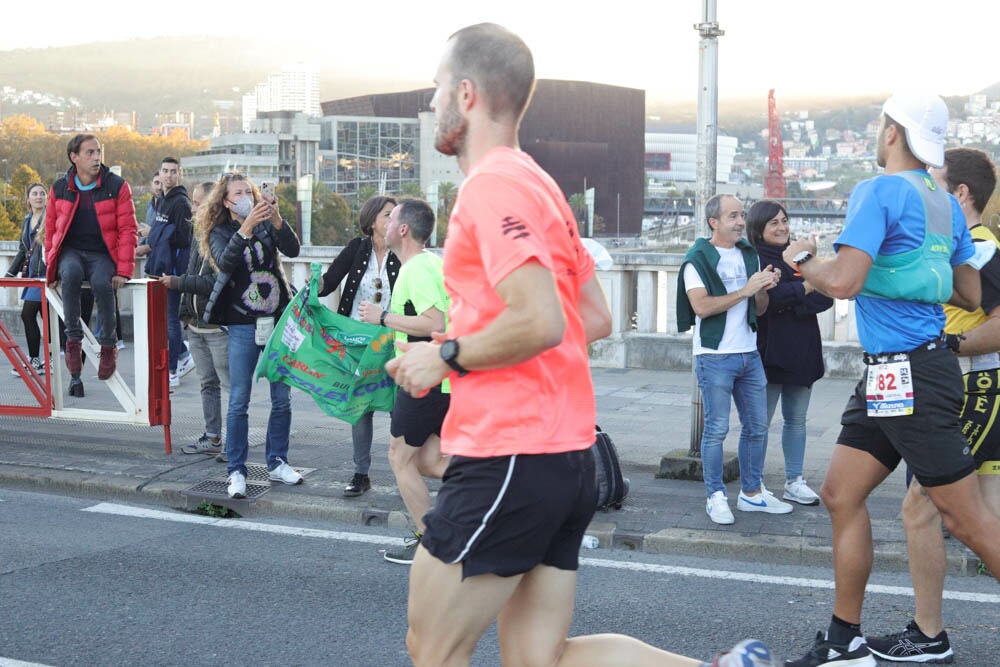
[182,479,271,500]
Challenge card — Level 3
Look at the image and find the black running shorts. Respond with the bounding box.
[421,448,597,579]
[838,345,975,487]
[390,386,450,447]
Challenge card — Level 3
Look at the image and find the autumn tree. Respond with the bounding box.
[6,164,44,224]
[0,199,17,241]
[0,115,207,201]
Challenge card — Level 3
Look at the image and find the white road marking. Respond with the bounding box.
[0,659,55,666]
[81,502,399,545]
[82,503,1000,605]
[579,558,1000,604]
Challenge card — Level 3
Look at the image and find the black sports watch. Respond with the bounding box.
[440,339,469,377]
[792,250,813,266]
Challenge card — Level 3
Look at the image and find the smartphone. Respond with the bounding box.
[260,181,275,202]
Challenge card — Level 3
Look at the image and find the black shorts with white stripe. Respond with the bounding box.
[421,448,597,579]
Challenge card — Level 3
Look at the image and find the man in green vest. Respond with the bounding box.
[677,193,791,525]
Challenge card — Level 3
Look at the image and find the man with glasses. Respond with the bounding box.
[358,198,450,565]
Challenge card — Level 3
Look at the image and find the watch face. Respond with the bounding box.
[441,340,457,361]
[794,251,812,264]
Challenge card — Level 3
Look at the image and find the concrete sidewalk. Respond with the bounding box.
[0,352,981,574]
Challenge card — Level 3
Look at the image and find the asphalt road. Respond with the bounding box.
[2,489,998,666]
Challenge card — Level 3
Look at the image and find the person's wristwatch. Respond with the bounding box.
[379,311,387,327]
[792,250,813,266]
[440,339,469,377]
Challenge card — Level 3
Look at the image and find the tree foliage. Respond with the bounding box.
[5,164,44,224]
[0,113,207,204]
[274,181,354,247]
[0,197,17,240]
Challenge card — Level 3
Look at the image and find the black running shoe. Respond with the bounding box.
[785,631,874,667]
[866,620,954,663]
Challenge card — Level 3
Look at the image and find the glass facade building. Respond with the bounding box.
[318,117,419,198]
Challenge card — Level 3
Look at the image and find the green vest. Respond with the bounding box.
[860,170,954,304]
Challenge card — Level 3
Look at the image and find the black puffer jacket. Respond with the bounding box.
[175,238,220,329]
[203,218,300,325]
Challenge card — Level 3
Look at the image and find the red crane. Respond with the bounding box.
[765,89,787,199]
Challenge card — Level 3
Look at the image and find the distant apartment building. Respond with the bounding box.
[153,111,195,140]
[44,110,137,134]
[644,132,739,184]
[241,63,321,132]
[181,111,319,184]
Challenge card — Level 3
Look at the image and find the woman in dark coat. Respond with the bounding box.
[319,195,400,497]
[6,183,48,374]
[747,200,834,506]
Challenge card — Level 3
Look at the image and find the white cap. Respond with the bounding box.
[882,93,949,168]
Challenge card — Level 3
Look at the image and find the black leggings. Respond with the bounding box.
[20,300,42,358]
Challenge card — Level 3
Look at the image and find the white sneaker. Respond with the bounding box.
[737,488,793,514]
[116,340,126,351]
[169,372,179,388]
[268,458,303,485]
[706,490,735,524]
[783,476,821,506]
[176,353,195,378]
[227,471,247,499]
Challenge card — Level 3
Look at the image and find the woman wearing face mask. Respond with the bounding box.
[319,195,400,498]
[201,172,301,499]
[747,200,833,506]
[6,183,49,375]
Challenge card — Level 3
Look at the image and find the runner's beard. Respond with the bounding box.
[435,104,468,157]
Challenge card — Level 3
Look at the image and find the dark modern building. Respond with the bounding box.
[321,80,645,236]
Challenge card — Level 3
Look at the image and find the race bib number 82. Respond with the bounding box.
[866,358,914,417]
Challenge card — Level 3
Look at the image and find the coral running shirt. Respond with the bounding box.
[441,146,596,457]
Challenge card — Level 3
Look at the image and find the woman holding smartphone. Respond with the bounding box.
[201,172,302,499]
[747,199,834,506]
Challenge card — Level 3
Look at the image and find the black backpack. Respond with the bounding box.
[592,425,629,511]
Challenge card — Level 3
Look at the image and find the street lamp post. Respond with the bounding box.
[689,0,724,457]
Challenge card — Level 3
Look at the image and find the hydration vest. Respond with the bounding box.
[859,170,954,304]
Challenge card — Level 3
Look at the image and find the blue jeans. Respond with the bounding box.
[695,352,768,497]
[58,247,117,348]
[167,290,184,373]
[765,383,812,482]
[351,411,374,475]
[186,327,230,439]
[225,323,291,476]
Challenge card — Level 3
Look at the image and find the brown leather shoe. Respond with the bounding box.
[65,339,83,375]
[98,345,117,380]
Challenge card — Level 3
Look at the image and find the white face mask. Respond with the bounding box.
[230,194,254,219]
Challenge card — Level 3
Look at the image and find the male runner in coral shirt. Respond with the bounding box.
[385,21,773,667]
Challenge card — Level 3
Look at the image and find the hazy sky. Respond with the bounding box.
[5,1,998,105]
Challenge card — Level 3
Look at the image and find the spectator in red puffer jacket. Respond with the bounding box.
[45,133,138,396]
